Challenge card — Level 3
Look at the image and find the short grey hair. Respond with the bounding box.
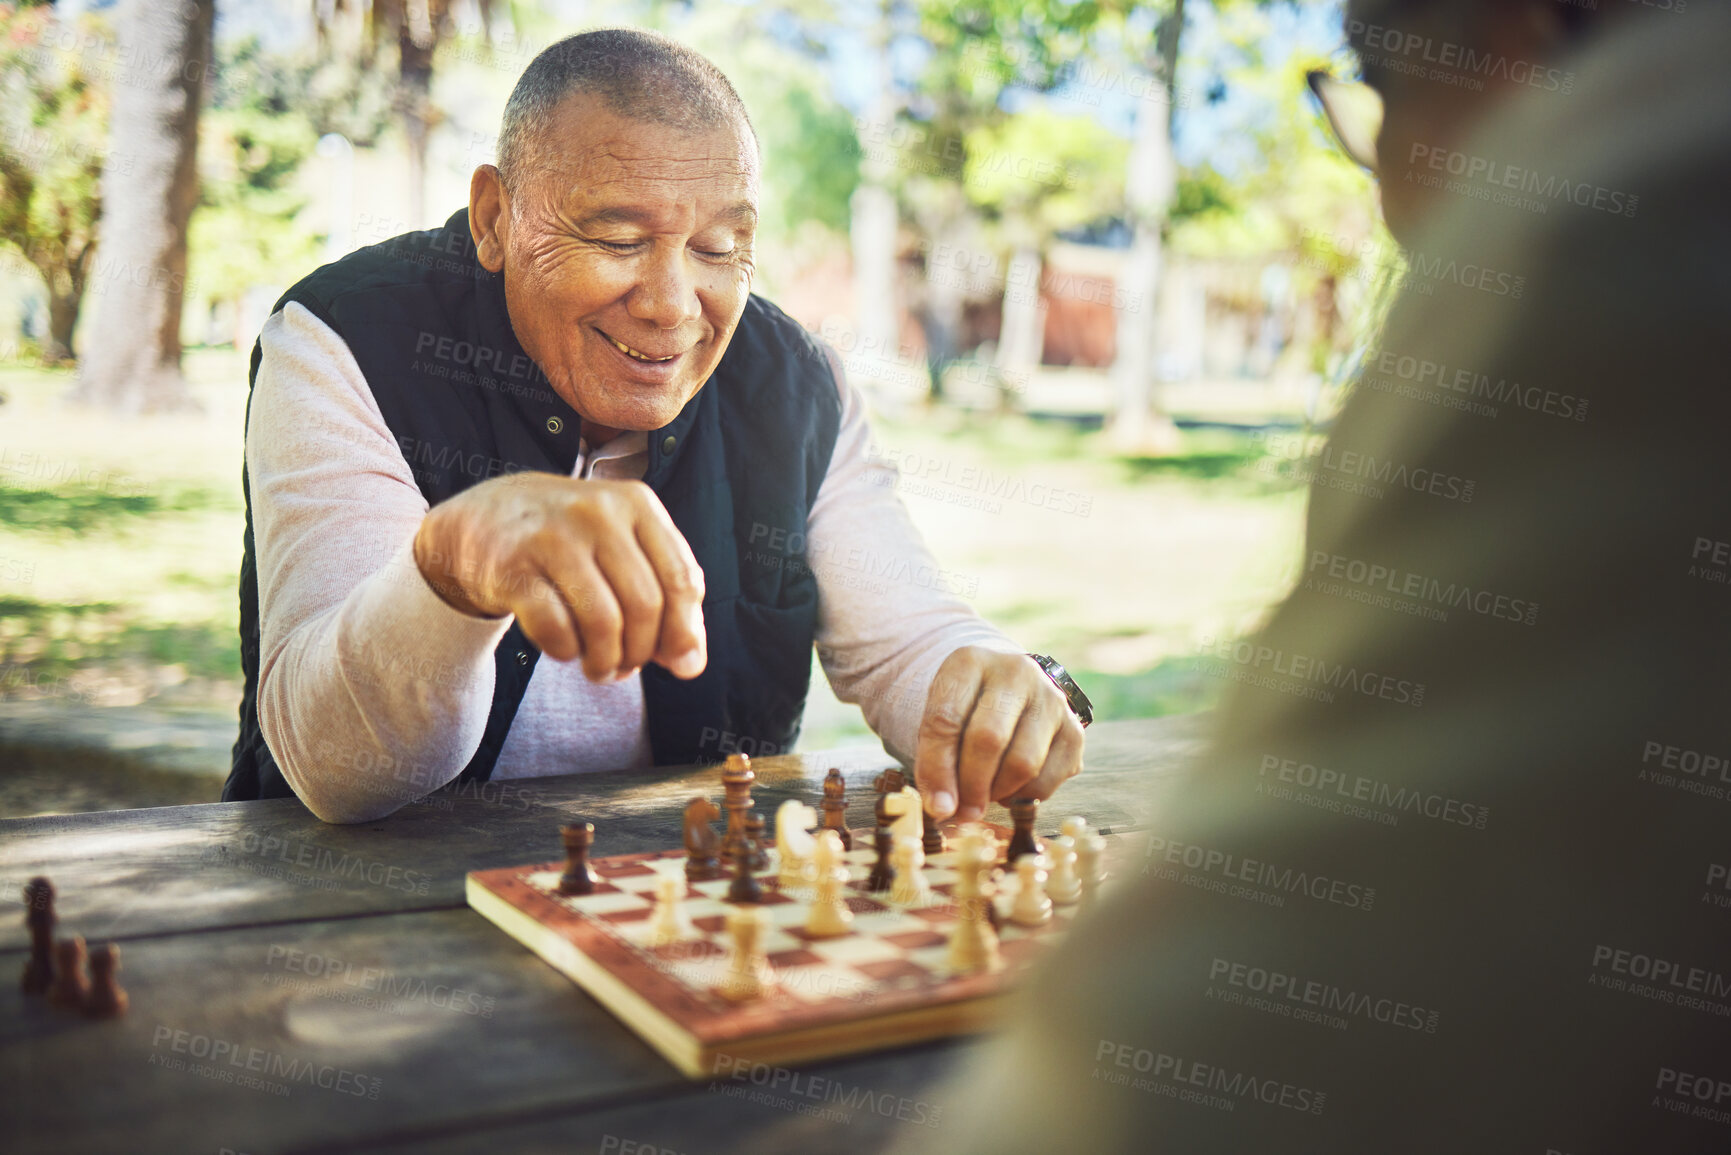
[497,28,755,193]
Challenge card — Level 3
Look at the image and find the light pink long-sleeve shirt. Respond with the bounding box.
[247,301,1019,822]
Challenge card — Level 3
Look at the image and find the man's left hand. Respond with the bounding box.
[913,647,1085,823]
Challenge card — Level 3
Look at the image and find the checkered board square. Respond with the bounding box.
[465,825,1113,1078]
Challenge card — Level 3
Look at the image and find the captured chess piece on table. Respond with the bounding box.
[21,876,55,995]
[84,943,128,1019]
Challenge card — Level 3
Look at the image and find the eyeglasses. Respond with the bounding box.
[1307,69,1384,174]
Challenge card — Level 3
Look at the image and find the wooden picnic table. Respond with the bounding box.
[0,715,1207,1155]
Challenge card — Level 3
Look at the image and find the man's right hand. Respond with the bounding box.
[412,474,707,683]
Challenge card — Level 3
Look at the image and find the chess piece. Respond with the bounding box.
[558,822,600,895]
[84,943,128,1019]
[1046,835,1081,906]
[865,826,896,892]
[881,785,922,847]
[1004,796,1042,865]
[1076,830,1108,903]
[1009,854,1053,927]
[944,830,1004,975]
[922,807,946,855]
[873,766,907,828]
[683,796,724,880]
[805,830,854,937]
[720,754,755,866]
[714,903,776,1002]
[821,768,852,851]
[1060,816,1089,843]
[21,876,55,995]
[889,835,933,908]
[743,811,770,872]
[647,868,694,947]
[775,800,818,890]
[726,840,764,904]
[48,935,89,1010]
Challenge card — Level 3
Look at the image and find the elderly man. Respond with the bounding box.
[929,1,1731,1152]
[223,29,1090,823]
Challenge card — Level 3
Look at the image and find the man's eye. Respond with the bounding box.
[594,240,641,252]
[695,248,735,258]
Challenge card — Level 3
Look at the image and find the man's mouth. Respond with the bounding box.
[598,330,682,364]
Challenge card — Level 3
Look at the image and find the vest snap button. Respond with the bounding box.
[516,651,529,665]
[661,435,677,454]
[546,416,563,434]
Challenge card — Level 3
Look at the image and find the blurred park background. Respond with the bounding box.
[0,0,1401,817]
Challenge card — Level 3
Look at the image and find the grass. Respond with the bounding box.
[0,348,1312,756]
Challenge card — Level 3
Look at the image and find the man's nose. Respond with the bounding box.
[625,245,702,329]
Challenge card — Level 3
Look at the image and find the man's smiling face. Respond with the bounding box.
[470,93,759,439]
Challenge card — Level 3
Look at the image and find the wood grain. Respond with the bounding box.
[0,717,1207,953]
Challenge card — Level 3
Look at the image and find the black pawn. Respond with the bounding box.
[727,844,763,904]
[21,876,55,996]
[865,827,896,893]
[744,811,769,872]
[1004,797,1041,865]
[558,823,600,895]
[922,808,946,855]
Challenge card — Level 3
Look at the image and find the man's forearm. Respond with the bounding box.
[257,538,513,822]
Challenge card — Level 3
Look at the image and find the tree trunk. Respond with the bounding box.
[398,19,436,228]
[1107,0,1185,454]
[848,2,901,392]
[44,287,80,365]
[995,246,1045,384]
[70,0,215,413]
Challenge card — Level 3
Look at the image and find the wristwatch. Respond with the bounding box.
[1028,654,1093,728]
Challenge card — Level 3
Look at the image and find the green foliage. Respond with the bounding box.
[189,36,393,307]
[759,84,862,237]
[0,4,113,359]
[963,105,1126,236]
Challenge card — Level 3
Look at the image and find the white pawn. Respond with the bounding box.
[1076,830,1107,903]
[1046,835,1081,906]
[775,799,818,891]
[1009,853,1053,927]
[1060,816,1089,843]
[805,829,853,938]
[647,867,694,946]
[715,904,776,1002]
[888,835,933,908]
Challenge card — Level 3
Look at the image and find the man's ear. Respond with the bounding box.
[469,165,509,273]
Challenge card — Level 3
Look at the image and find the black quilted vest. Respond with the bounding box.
[223,208,841,803]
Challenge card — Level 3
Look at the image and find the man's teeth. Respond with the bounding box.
[605,334,676,363]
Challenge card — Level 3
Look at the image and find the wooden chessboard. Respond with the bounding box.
[465,826,1114,1078]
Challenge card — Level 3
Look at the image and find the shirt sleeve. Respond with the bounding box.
[248,301,514,823]
[807,351,1023,763]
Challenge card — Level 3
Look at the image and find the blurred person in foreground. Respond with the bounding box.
[931,1,1731,1151]
[223,29,1090,823]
